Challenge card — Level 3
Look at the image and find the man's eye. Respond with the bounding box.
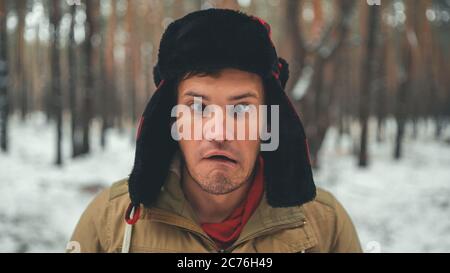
[234,104,251,114]
[190,103,204,113]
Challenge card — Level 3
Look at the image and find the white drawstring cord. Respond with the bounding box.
[121,207,135,253]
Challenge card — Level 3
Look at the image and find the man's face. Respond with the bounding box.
[176,68,264,195]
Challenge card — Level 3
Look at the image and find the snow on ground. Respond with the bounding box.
[0,114,449,252]
[315,119,450,253]
[0,113,135,252]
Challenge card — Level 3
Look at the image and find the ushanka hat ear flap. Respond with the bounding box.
[128,79,178,207]
[262,69,317,207]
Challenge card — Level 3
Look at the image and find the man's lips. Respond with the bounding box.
[203,150,238,164]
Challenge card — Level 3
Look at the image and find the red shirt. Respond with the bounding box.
[200,156,265,250]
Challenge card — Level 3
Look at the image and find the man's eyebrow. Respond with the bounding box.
[228,92,259,101]
[182,90,210,100]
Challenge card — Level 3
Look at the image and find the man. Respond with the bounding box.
[69,9,362,253]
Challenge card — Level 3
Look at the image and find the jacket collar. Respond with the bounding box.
[146,153,317,251]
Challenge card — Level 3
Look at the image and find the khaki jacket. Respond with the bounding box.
[69,157,362,253]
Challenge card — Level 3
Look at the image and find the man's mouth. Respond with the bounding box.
[203,151,238,165]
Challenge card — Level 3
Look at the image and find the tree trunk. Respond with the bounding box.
[284,0,306,95]
[101,0,117,149]
[68,4,83,158]
[81,0,100,155]
[16,0,27,120]
[216,0,239,10]
[126,1,135,124]
[285,0,354,168]
[0,0,9,152]
[50,0,62,166]
[394,4,417,160]
[358,4,380,167]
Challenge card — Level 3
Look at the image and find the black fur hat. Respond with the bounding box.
[128,9,316,208]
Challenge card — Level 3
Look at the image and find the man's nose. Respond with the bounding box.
[203,107,232,142]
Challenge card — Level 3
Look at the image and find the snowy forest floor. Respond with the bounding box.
[1,113,449,253]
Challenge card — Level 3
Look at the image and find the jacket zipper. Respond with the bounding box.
[151,210,307,253]
[178,221,305,253]
[224,220,307,253]
[177,226,219,252]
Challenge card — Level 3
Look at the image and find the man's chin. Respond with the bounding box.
[196,174,242,195]
[200,184,240,195]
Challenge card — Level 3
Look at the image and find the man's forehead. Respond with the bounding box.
[178,69,264,100]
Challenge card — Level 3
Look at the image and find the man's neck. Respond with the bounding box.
[181,166,253,224]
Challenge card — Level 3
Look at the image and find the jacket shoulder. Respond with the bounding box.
[69,178,130,252]
[312,187,339,210]
[302,187,362,253]
[109,178,130,201]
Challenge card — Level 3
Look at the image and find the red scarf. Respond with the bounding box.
[200,156,264,250]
